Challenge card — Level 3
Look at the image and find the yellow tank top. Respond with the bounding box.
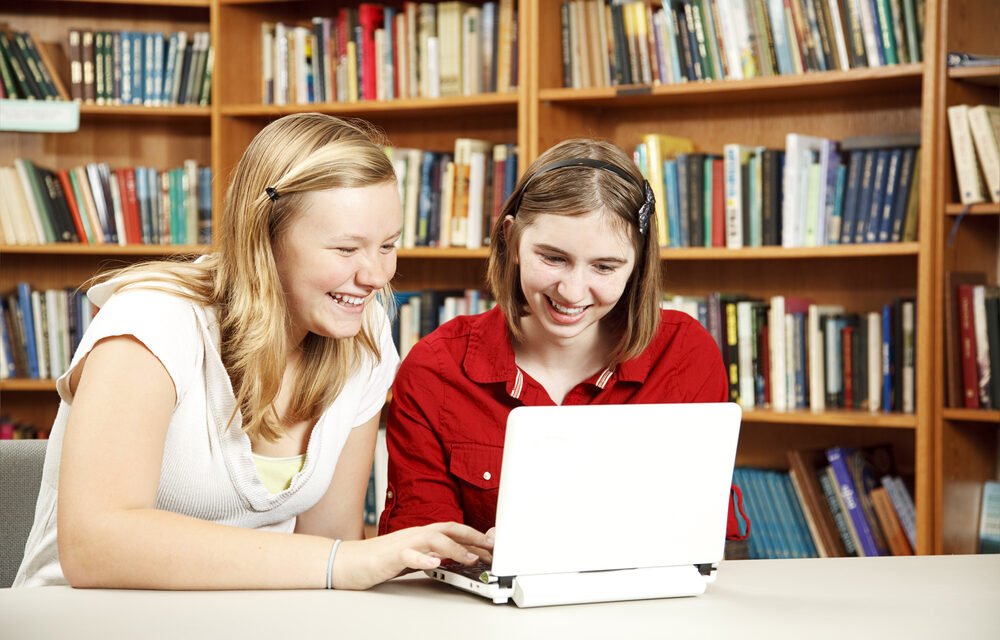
[252,453,306,494]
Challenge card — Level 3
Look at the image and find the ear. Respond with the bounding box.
[502,215,517,264]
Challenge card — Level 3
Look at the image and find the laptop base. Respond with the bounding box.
[511,565,708,608]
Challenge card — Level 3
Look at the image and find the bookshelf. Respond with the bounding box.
[1,0,996,556]
[0,0,213,432]
[928,1,1000,554]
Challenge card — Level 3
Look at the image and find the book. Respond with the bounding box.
[967,105,1000,204]
[787,448,849,557]
[947,104,986,205]
[869,486,913,555]
[826,445,892,557]
[979,480,1000,554]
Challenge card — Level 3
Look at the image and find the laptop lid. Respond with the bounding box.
[490,402,741,578]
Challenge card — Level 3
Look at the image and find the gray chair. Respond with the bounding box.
[0,439,47,588]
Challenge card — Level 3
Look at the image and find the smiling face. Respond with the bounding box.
[274,182,402,345]
[513,210,636,349]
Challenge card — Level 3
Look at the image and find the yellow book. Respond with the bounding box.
[641,133,695,248]
[346,40,359,102]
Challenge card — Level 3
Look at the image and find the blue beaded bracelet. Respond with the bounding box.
[326,539,342,589]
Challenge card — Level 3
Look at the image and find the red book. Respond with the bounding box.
[56,169,89,243]
[358,3,383,101]
[843,325,855,409]
[957,284,980,408]
[711,157,725,247]
[118,168,142,244]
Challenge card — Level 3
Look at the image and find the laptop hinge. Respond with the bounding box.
[511,565,707,608]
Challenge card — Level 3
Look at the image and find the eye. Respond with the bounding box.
[594,263,618,274]
[336,247,358,256]
[540,254,565,265]
[381,243,397,253]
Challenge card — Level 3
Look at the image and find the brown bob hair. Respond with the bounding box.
[486,138,661,366]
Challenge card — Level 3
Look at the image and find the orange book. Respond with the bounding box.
[56,169,88,243]
[117,168,142,244]
[869,486,913,556]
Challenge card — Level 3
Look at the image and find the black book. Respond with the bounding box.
[688,152,705,248]
[0,31,42,98]
[560,2,572,87]
[42,169,79,243]
[175,40,194,105]
[761,149,783,246]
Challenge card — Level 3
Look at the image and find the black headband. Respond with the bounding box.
[511,157,654,235]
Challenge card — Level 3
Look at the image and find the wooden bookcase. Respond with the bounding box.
[926,0,1000,554]
[1,0,996,555]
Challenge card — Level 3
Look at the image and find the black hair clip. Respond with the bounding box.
[637,180,654,236]
[265,187,281,201]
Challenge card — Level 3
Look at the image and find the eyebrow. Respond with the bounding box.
[329,229,403,243]
[533,243,628,264]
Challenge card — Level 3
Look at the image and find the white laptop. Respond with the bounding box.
[425,402,742,607]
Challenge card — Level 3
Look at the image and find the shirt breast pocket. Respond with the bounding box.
[449,442,502,529]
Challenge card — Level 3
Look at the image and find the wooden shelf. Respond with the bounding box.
[0,244,210,256]
[52,0,209,5]
[539,64,924,108]
[948,65,1000,86]
[742,409,917,429]
[942,409,1000,423]
[0,379,58,392]
[221,93,518,119]
[660,243,919,260]
[79,104,211,118]
[945,203,1000,216]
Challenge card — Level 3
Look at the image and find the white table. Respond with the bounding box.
[2,555,998,639]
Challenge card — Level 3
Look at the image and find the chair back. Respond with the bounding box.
[0,439,47,588]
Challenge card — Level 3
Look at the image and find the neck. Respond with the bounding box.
[513,317,612,376]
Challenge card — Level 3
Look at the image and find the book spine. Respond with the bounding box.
[826,446,880,556]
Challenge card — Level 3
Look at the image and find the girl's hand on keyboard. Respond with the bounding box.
[331,522,493,590]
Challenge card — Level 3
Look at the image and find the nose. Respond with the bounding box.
[356,248,395,290]
[556,265,587,302]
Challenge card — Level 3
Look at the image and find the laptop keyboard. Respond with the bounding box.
[439,560,494,583]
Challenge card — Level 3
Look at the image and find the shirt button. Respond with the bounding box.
[483,471,492,481]
[386,490,394,499]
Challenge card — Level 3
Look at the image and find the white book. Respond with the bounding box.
[971,285,992,408]
[375,28,386,101]
[44,289,63,380]
[374,427,389,526]
[399,300,414,359]
[108,170,127,247]
[439,160,456,247]
[723,144,754,249]
[867,311,882,412]
[0,167,36,244]
[825,0,851,71]
[855,0,882,67]
[769,296,787,411]
[462,7,483,96]
[948,105,986,204]
[967,105,1000,203]
[395,13,409,99]
[293,26,310,104]
[808,304,844,411]
[783,134,827,248]
[13,160,48,243]
[401,148,422,249]
[426,36,440,98]
[30,290,48,380]
[57,290,70,375]
[465,150,487,249]
[274,23,288,106]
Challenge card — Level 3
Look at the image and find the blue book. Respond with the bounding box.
[130,31,144,105]
[839,151,864,244]
[659,1,683,83]
[763,470,801,558]
[853,151,876,244]
[781,472,819,557]
[889,148,917,242]
[16,283,39,380]
[663,159,681,248]
[862,149,888,243]
[415,151,436,246]
[826,446,881,556]
[197,166,213,244]
[162,33,179,106]
[829,163,847,244]
[882,303,892,411]
[979,480,1000,554]
[866,0,887,65]
[877,149,903,242]
[151,32,165,105]
[733,468,768,558]
[502,144,518,204]
[120,31,133,105]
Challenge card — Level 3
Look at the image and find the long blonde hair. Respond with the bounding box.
[94,113,397,442]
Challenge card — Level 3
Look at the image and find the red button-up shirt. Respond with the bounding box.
[380,306,743,537]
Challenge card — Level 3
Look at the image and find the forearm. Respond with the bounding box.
[59,508,335,590]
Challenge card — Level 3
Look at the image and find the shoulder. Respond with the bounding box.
[396,307,505,384]
[649,308,718,356]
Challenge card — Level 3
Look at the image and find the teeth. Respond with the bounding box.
[549,298,586,315]
[331,293,364,306]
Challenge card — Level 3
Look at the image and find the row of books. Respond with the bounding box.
[389,141,518,250]
[1,283,96,382]
[0,159,213,247]
[952,281,1000,410]
[261,0,517,105]
[0,28,70,100]
[769,444,917,558]
[560,0,925,90]
[635,131,921,249]
[661,293,916,413]
[65,29,213,107]
[946,104,1000,205]
[0,417,50,440]
[393,289,495,359]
